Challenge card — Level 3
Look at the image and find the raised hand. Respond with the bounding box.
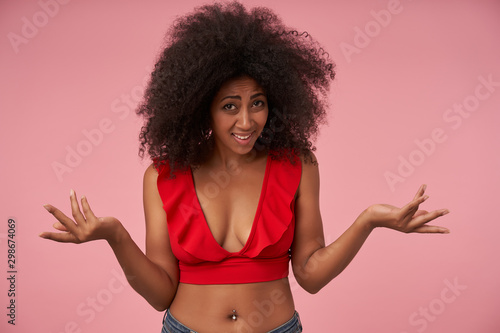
[40,189,122,244]
[366,184,450,234]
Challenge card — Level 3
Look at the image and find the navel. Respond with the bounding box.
[228,309,238,321]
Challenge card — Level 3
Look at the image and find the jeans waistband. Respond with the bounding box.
[162,308,302,333]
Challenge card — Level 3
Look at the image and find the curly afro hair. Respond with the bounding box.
[136,1,335,172]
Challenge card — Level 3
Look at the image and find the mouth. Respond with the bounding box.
[232,132,254,144]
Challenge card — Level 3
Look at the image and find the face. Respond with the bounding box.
[209,76,269,158]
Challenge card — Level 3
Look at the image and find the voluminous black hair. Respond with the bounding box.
[136,1,335,172]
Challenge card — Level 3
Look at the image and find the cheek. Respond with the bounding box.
[259,109,269,126]
[211,113,235,135]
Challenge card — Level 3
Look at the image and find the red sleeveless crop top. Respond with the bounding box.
[154,153,302,284]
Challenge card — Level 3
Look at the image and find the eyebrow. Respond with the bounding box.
[219,92,265,103]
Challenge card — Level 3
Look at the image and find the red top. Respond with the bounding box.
[155,153,302,284]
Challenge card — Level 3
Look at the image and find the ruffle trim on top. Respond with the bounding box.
[244,155,301,258]
[155,153,302,264]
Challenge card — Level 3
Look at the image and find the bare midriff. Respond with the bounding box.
[169,278,296,333]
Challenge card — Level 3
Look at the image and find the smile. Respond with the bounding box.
[232,133,252,140]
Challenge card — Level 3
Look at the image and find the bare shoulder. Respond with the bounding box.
[299,151,319,167]
[299,151,320,179]
[144,162,159,180]
[143,163,163,194]
[143,163,163,218]
[297,151,320,197]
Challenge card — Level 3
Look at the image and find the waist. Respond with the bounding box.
[179,255,290,284]
[169,278,295,332]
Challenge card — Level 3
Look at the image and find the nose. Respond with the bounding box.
[237,107,252,130]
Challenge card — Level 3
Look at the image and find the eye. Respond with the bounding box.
[253,100,265,107]
[223,103,236,111]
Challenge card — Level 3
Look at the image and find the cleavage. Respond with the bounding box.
[192,164,266,253]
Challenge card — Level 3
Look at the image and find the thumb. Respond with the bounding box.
[52,221,68,231]
[413,210,429,218]
[98,216,120,224]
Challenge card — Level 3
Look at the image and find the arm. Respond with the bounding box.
[40,163,179,311]
[290,153,449,294]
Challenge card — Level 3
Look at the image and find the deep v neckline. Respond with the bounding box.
[188,155,272,255]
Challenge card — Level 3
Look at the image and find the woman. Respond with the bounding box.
[40,2,449,332]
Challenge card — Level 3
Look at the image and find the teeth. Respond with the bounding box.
[233,133,251,140]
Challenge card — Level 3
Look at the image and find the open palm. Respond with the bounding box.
[40,189,121,244]
[367,185,449,233]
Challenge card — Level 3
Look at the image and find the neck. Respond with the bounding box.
[209,146,267,170]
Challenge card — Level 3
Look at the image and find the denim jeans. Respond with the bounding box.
[161,309,302,333]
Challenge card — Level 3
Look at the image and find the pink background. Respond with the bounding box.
[1,0,499,332]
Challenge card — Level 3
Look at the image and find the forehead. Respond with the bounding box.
[214,76,265,99]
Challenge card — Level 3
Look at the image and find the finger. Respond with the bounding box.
[70,189,86,224]
[411,224,450,234]
[43,204,79,234]
[408,209,450,230]
[400,195,429,220]
[413,184,427,201]
[80,195,98,221]
[39,231,79,243]
[413,210,429,218]
[401,184,429,212]
[53,221,68,231]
